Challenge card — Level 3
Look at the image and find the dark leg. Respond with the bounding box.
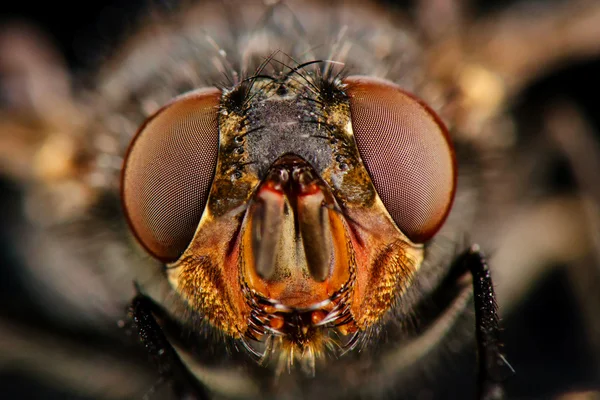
[459,245,514,400]
[131,293,209,400]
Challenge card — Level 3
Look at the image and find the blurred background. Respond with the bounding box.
[1,0,599,399]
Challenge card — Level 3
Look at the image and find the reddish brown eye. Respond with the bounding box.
[121,88,221,262]
[344,76,456,243]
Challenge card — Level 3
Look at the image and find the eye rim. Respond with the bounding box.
[343,75,457,243]
[120,87,222,263]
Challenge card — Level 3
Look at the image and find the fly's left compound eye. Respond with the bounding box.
[121,88,221,262]
[344,76,456,243]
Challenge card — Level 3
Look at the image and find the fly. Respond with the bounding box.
[1,1,599,399]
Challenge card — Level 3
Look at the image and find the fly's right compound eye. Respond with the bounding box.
[344,76,456,244]
[121,88,221,262]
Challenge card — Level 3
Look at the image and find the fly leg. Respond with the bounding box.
[131,292,210,400]
[458,245,514,400]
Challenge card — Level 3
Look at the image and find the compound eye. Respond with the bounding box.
[344,76,456,243]
[121,88,221,262]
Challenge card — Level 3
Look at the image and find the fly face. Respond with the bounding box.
[2,0,600,399]
[121,69,456,373]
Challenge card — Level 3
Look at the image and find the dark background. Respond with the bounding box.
[1,0,599,398]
